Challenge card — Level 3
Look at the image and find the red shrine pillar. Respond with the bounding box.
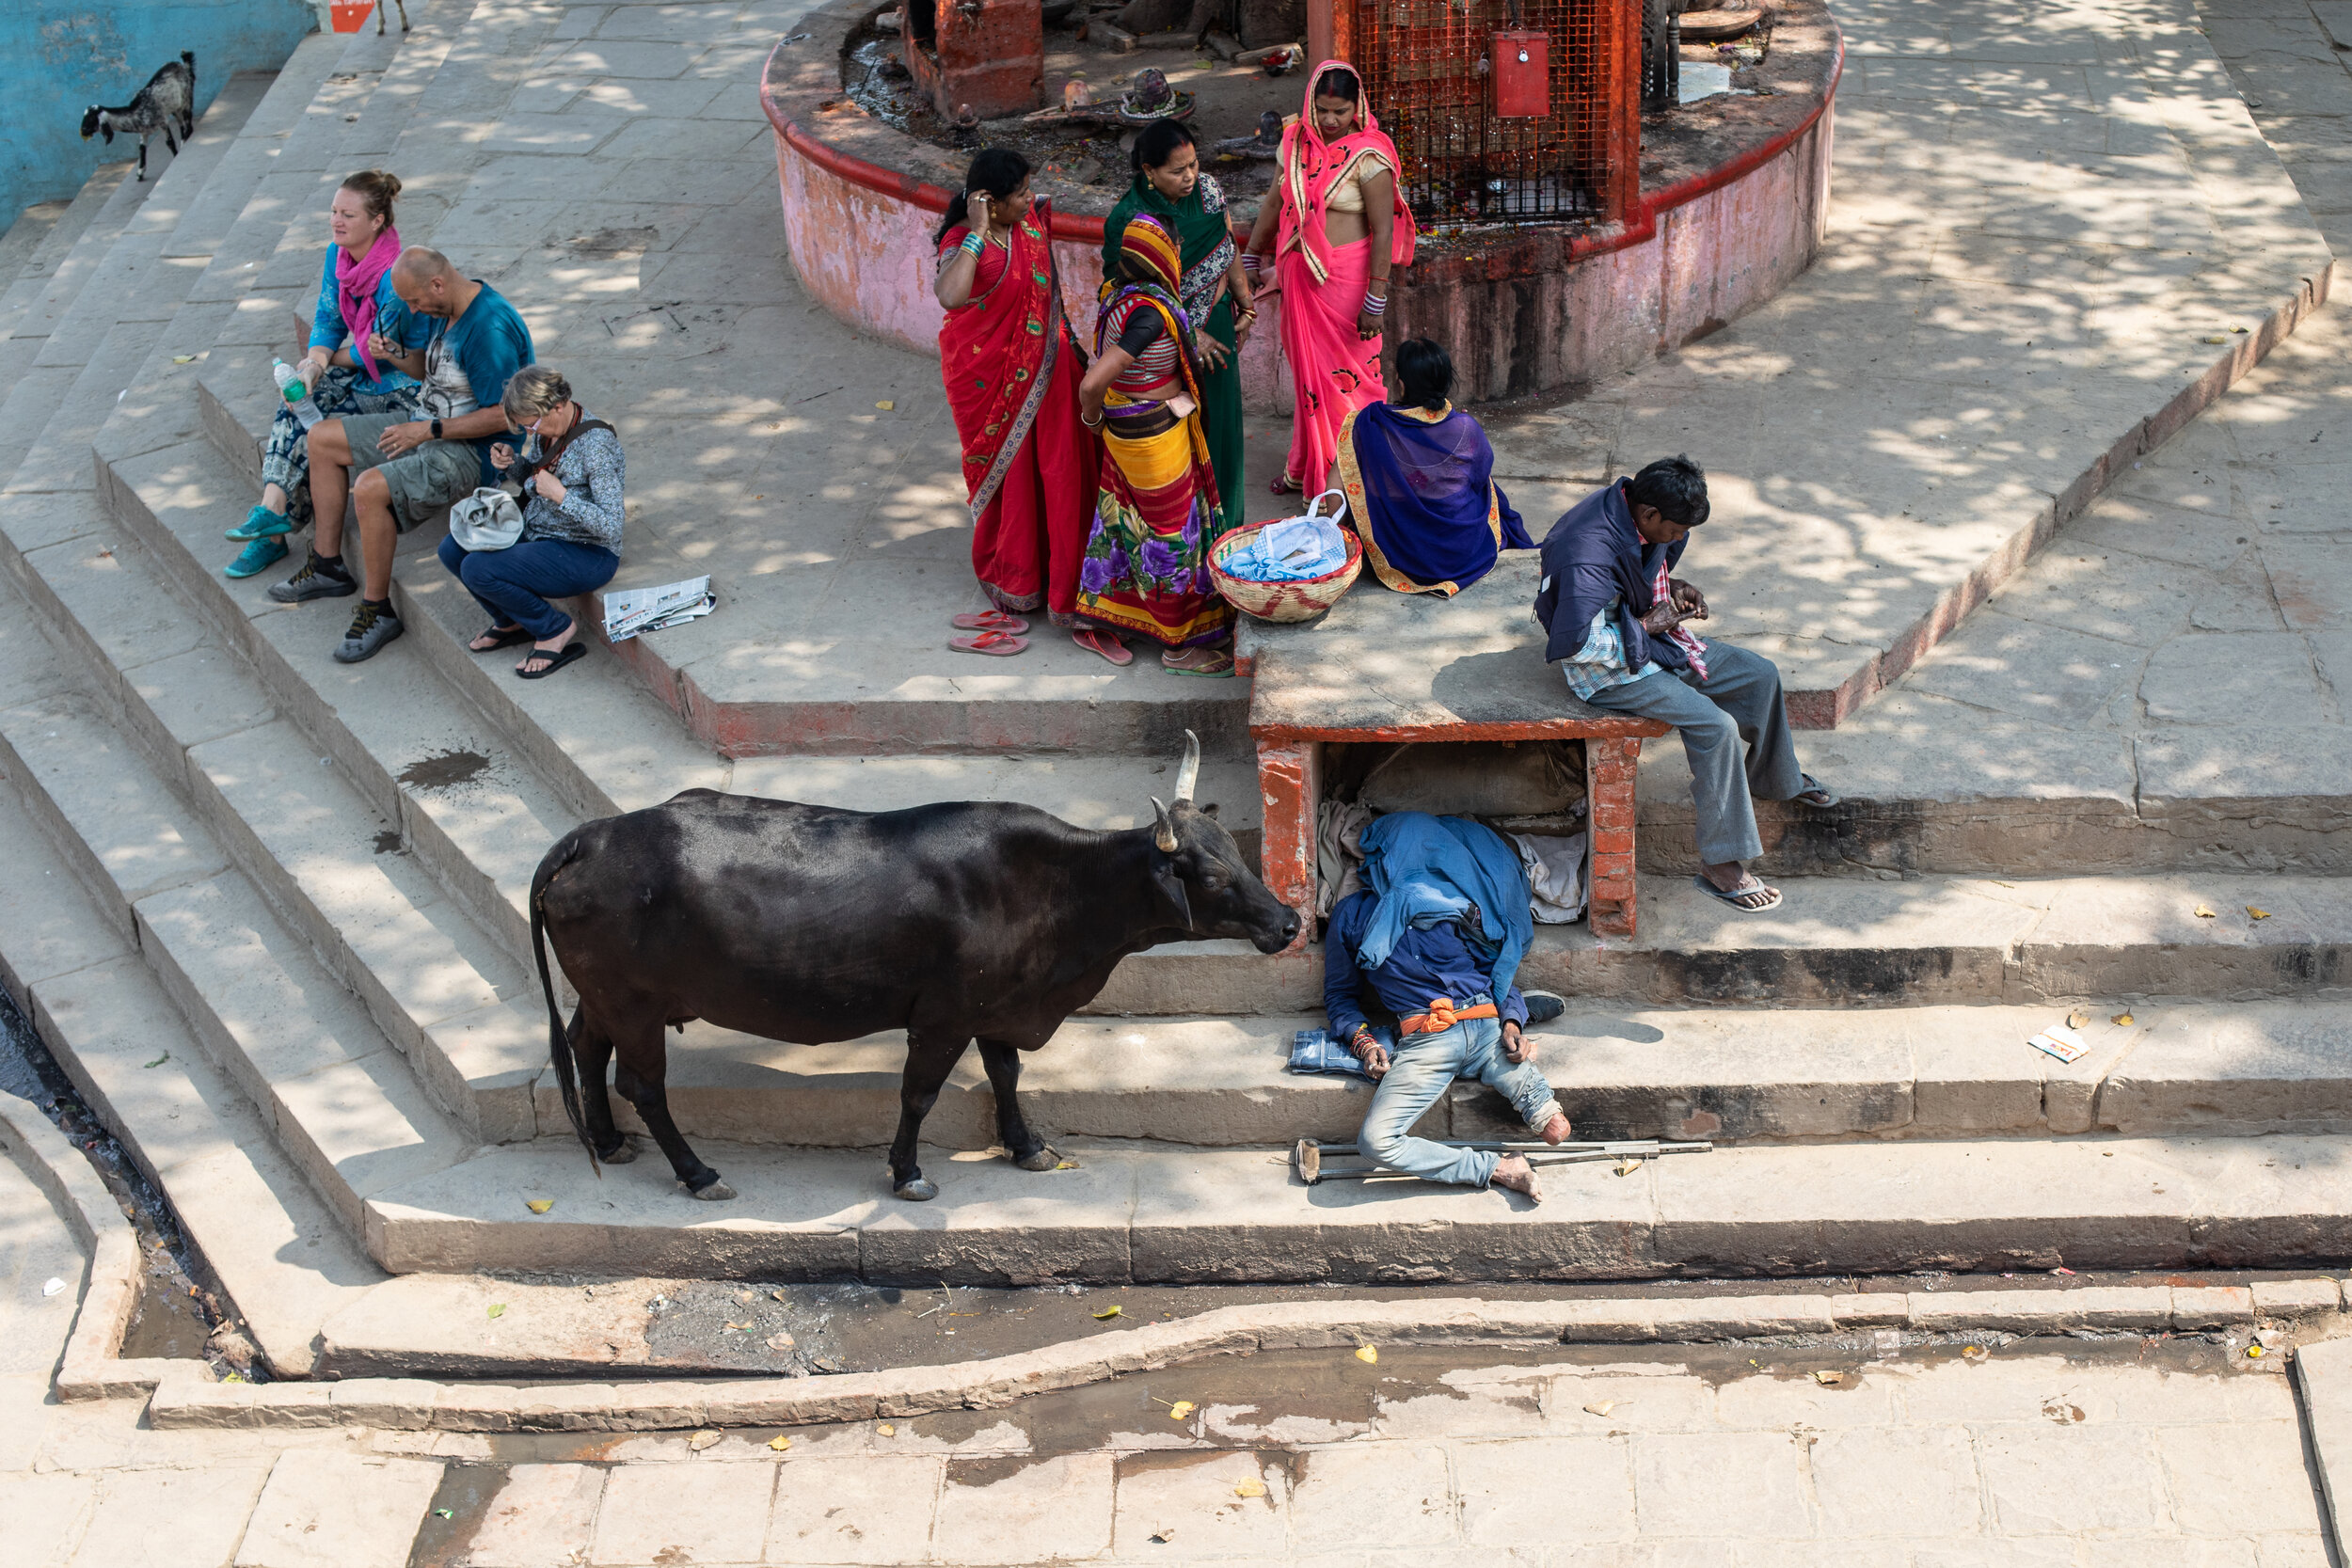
[905,0,1044,120]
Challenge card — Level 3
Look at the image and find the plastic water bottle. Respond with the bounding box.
[272,358,322,431]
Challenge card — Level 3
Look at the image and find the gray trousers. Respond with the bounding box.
[1584,639,1804,865]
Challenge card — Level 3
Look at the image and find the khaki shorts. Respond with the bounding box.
[342,413,483,533]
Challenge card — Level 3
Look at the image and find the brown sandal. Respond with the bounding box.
[1161,644,1235,678]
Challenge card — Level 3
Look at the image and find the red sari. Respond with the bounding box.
[937,201,1097,622]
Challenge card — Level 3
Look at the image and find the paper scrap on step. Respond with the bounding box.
[605,576,715,641]
[2026,1023,2088,1064]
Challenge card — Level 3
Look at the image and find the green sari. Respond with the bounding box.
[1102,170,1245,533]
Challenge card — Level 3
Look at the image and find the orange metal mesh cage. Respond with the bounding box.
[1345,0,1638,225]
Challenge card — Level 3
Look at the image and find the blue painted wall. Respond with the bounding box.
[0,0,321,233]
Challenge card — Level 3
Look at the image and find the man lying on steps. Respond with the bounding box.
[1534,454,1837,913]
[1322,811,1571,1202]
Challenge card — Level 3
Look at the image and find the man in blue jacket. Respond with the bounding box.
[1532,455,1836,912]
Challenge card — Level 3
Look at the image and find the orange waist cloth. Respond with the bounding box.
[1397,999,1500,1036]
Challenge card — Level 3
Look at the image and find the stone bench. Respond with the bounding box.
[1236,553,1672,942]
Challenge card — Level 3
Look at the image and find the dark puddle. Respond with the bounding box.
[397,749,491,790]
[0,985,252,1370]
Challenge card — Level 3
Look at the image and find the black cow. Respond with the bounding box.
[529,733,1298,1200]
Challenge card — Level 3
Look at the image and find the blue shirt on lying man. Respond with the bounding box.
[1322,891,1530,1044]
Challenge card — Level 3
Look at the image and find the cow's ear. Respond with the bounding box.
[1200,801,1219,818]
[1151,857,1193,930]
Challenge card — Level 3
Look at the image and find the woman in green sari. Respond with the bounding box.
[1101,119,1256,533]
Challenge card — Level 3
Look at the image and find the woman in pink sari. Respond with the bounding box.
[1244,60,1417,496]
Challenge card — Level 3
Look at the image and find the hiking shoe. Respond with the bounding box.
[268,552,355,604]
[1523,990,1566,1025]
[222,536,288,579]
[333,600,404,664]
[226,504,293,541]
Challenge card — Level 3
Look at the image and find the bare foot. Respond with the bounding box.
[1538,1112,1572,1146]
[1490,1154,1543,1203]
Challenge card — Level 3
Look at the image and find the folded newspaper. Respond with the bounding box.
[603,576,715,642]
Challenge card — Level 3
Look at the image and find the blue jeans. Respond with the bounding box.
[1359,1014,1564,1188]
[437,534,618,641]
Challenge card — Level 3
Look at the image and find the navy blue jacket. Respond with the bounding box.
[1531,478,1692,673]
[1323,891,1530,1042]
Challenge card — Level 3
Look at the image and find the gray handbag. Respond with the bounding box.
[448,486,524,551]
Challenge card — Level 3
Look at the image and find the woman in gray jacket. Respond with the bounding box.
[439,366,624,679]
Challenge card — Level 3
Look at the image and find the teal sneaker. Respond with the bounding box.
[225,504,292,541]
[223,536,288,578]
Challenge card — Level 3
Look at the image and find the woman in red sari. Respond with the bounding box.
[934,149,1098,657]
[1244,61,1418,497]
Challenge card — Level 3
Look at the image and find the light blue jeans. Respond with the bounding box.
[1359,1014,1565,1188]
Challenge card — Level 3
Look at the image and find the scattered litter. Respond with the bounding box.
[2052,1267,2076,1276]
[525,1198,553,1214]
[2249,1344,2265,1358]
[1614,1159,1642,1177]
[1582,1401,1617,1417]
[2193,904,2217,919]
[2111,1012,2134,1027]
[486,1303,507,1320]
[1355,1343,1378,1364]
[771,1289,787,1301]
[143,1052,169,1068]
[605,576,715,642]
[2248,907,2271,920]
[1151,1527,1179,1543]
[2202,335,2228,343]
[1234,1479,1268,1498]
[2027,1023,2088,1064]
[1811,1370,1843,1386]
[434,1509,454,1520]
[725,1321,754,1332]
[1168,1400,1196,1420]
[41,1277,66,1298]
[768,1332,796,1351]
[2065,1007,2090,1030]
[172,355,197,364]
[221,1370,245,1384]
[876,400,896,411]
[688,1430,722,1451]
[769,1434,792,1450]
[877,1423,897,1436]
[1962,1345,1989,1361]
[1055,1160,1079,1171]
[1093,1306,1124,1320]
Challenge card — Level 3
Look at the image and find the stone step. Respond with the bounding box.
[0,179,119,357]
[364,1127,2352,1283]
[567,993,2352,1152]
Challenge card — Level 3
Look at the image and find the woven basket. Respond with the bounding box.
[1209,492,1363,623]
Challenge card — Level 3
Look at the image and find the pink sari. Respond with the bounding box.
[1273,60,1418,492]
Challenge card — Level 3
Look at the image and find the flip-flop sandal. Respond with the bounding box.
[516,641,588,680]
[469,625,534,653]
[951,610,1031,634]
[1268,473,1302,495]
[1793,772,1840,809]
[1162,646,1235,678]
[1692,874,1784,912]
[1072,628,1133,666]
[951,629,1028,657]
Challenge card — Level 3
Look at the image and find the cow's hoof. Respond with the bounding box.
[894,1177,939,1201]
[690,1178,737,1202]
[596,1139,636,1165]
[1013,1147,1062,1172]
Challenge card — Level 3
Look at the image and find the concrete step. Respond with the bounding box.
[0,185,111,356]
[364,1128,2352,1283]
[565,993,2352,1152]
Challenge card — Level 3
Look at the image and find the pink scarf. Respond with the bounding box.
[1276,59,1417,287]
[337,224,401,382]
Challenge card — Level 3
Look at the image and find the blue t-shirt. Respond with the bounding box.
[308,251,434,397]
[415,281,535,485]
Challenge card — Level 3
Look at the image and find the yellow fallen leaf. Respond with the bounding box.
[2111,1012,2134,1027]
[525,1198,553,1213]
[1168,1401,1195,1420]
[2193,905,2217,919]
[725,1321,754,1332]
[1054,1160,1078,1170]
[769,1434,792,1450]
[1614,1159,1641,1176]
[688,1430,722,1450]
[875,400,896,411]
[486,1303,506,1320]
[877,1423,896,1436]
[1811,1370,1844,1386]
[1583,1401,1616,1417]
[1093,1306,1123,1320]
[1962,1345,1988,1361]
[2202,334,2228,343]
[2248,907,2271,920]
[2066,1007,2090,1030]
[1355,1344,1378,1364]
[172,355,197,364]
[1234,1479,1268,1498]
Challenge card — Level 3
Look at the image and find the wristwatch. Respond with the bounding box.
[429,418,443,440]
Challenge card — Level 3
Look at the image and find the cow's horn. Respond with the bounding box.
[1151,796,1179,852]
[1174,728,1200,804]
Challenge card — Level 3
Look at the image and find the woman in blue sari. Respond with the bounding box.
[1334,339,1533,595]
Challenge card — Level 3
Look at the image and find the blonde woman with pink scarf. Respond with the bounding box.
[1244,60,1418,496]
[225,170,435,578]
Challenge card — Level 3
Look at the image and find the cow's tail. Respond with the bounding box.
[530,830,600,1175]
